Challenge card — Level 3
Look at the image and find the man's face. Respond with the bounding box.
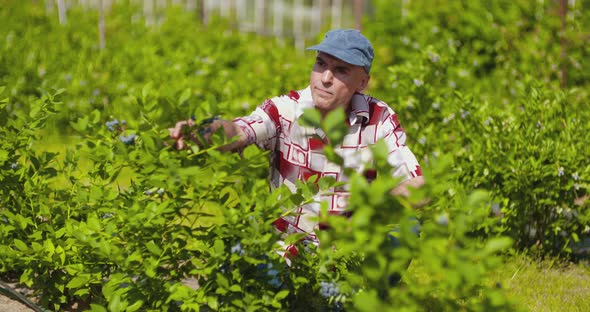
[309,52,369,117]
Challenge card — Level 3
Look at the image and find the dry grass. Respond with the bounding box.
[406,253,590,311]
[500,255,590,312]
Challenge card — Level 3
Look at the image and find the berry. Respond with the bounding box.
[230,243,245,256]
[106,119,121,132]
[119,134,137,145]
[436,213,449,226]
[319,281,339,298]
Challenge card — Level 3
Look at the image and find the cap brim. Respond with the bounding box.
[306,43,366,68]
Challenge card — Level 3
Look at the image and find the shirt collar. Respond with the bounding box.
[348,92,370,125]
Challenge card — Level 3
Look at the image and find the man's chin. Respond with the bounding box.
[313,101,330,110]
[313,104,336,117]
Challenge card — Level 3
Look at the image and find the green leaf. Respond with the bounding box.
[323,107,347,144]
[142,82,153,100]
[70,115,89,132]
[318,175,337,190]
[484,237,513,254]
[108,294,123,312]
[13,239,28,251]
[145,240,163,255]
[20,269,34,288]
[127,300,144,312]
[56,245,66,265]
[299,108,322,128]
[44,239,55,256]
[89,304,108,312]
[465,189,490,208]
[178,88,191,105]
[216,273,229,288]
[284,232,309,245]
[31,242,43,253]
[570,232,580,242]
[73,288,90,296]
[213,239,225,256]
[53,88,66,96]
[274,289,289,300]
[207,296,219,310]
[353,289,381,312]
[90,109,102,124]
[66,275,90,289]
[220,186,240,207]
[0,149,8,162]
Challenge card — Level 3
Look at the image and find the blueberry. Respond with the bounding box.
[491,203,501,216]
[436,213,449,226]
[119,134,137,145]
[319,281,339,298]
[230,243,245,255]
[106,121,114,131]
[266,267,282,287]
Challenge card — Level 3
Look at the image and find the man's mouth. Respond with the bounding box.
[314,87,332,96]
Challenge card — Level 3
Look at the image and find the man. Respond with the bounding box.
[169,29,424,258]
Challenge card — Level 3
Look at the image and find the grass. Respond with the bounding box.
[497,255,590,312]
[408,254,590,311]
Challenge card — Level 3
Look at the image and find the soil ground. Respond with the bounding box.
[0,294,34,312]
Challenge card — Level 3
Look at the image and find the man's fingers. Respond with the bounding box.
[168,128,176,138]
[175,138,185,150]
[169,120,195,139]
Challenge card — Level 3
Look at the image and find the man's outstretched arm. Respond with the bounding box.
[168,119,248,152]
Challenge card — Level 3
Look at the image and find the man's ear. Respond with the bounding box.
[357,74,370,92]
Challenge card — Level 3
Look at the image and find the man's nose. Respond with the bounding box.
[321,69,333,83]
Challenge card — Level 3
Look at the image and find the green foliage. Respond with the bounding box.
[307,135,518,310]
[0,1,310,136]
[365,0,589,256]
[1,0,588,311]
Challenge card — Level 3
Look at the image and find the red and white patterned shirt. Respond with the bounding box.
[234,86,422,247]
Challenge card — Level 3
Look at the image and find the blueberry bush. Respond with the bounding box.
[1,0,588,311]
[366,0,589,256]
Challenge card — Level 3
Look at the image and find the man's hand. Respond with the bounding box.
[168,119,197,150]
[391,176,425,198]
[391,176,429,209]
[168,119,246,151]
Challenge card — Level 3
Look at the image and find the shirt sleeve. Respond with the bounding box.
[233,99,280,149]
[379,112,423,180]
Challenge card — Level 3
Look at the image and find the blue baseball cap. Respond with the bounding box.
[306,29,374,73]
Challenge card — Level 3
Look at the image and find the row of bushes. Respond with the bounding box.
[0,0,588,310]
[364,0,589,255]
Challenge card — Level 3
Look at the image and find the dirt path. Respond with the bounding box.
[0,294,34,312]
[0,281,37,312]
